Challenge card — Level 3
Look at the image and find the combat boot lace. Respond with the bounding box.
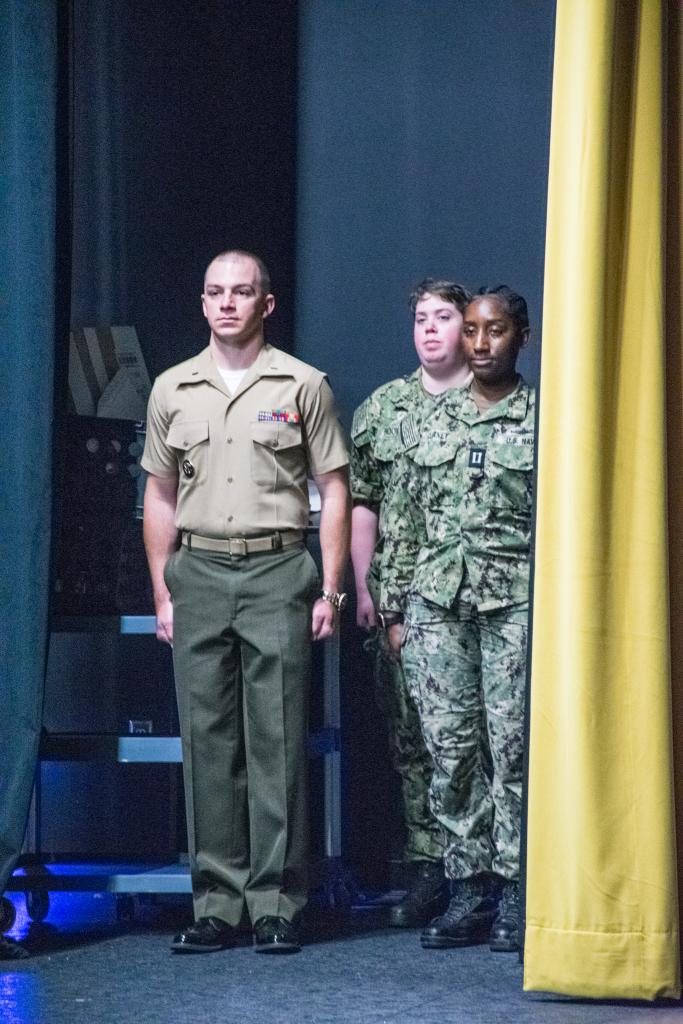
[421,875,500,949]
[489,880,520,952]
[389,860,448,928]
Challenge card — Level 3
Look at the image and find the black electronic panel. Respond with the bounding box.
[53,416,153,615]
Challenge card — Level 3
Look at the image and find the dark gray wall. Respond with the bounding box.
[295,0,556,883]
[295,0,556,424]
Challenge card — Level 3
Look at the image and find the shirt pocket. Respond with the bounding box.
[413,436,461,504]
[486,441,533,512]
[166,420,209,485]
[373,425,401,464]
[250,421,305,488]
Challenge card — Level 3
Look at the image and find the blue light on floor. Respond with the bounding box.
[4,889,127,945]
[4,894,28,941]
[0,972,43,1024]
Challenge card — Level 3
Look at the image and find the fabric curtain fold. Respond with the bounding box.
[524,0,680,1000]
[666,0,683,973]
[0,1,65,895]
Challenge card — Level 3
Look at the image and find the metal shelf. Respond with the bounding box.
[39,734,182,763]
[9,861,191,894]
[52,615,157,634]
[12,613,186,914]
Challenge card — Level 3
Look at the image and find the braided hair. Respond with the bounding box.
[475,285,529,333]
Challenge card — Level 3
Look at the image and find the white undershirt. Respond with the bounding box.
[217,367,249,394]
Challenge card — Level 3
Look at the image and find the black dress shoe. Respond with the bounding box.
[0,935,29,960]
[389,860,448,928]
[489,880,520,952]
[421,875,501,949]
[252,915,301,954]
[171,916,237,953]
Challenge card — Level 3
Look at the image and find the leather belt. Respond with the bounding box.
[182,530,303,556]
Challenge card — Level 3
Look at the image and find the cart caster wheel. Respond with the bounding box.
[116,895,135,921]
[26,890,49,923]
[0,896,16,932]
[330,879,354,913]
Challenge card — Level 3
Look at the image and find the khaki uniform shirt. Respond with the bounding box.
[380,378,535,614]
[142,344,348,536]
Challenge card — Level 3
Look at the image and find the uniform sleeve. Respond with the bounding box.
[141,380,178,478]
[379,455,427,613]
[349,398,383,509]
[301,377,349,476]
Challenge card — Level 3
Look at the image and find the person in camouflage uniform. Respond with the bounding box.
[350,279,471,926]
[380,286,534,952]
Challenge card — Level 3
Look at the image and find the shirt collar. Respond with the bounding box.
[458,376,530,425]
[174,343,294,389]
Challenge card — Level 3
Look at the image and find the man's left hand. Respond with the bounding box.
[311,598,338,640]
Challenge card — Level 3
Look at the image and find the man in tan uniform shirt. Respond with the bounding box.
[142,250,350,954]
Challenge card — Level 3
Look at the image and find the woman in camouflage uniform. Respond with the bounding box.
[380,286,534,953]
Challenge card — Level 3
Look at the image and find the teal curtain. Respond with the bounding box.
[0,1,67,895]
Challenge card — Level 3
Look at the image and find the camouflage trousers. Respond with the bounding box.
[366,571,445,863]
[402,591,528,881]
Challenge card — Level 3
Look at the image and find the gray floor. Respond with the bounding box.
[2,895,682,1024]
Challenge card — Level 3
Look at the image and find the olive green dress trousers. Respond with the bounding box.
[165,541,320,925]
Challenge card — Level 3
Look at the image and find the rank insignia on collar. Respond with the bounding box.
[469,447,486,469]
[258,409,301,424]
[182,459,195,478]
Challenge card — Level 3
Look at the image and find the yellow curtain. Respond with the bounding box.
[524,0,680,1000]
[666,0,683,966]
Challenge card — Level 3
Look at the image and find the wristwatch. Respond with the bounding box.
[377,610,404,629]
[321,589,348,612]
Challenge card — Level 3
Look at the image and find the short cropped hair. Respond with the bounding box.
[205,250,272,295]
[409,278,472,315]
[475,285,529,332]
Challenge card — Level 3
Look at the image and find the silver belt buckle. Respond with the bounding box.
[229,537,248,557]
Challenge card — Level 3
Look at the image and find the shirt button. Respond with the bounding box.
[228,515,233,523]
[227,437,233,444]
[227,477,233,483]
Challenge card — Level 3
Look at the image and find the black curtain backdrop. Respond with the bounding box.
[0,0,70,895]
[71,0,299,375]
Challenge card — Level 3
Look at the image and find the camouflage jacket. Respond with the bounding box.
[350,371,446,575]
[380,378,535,614]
